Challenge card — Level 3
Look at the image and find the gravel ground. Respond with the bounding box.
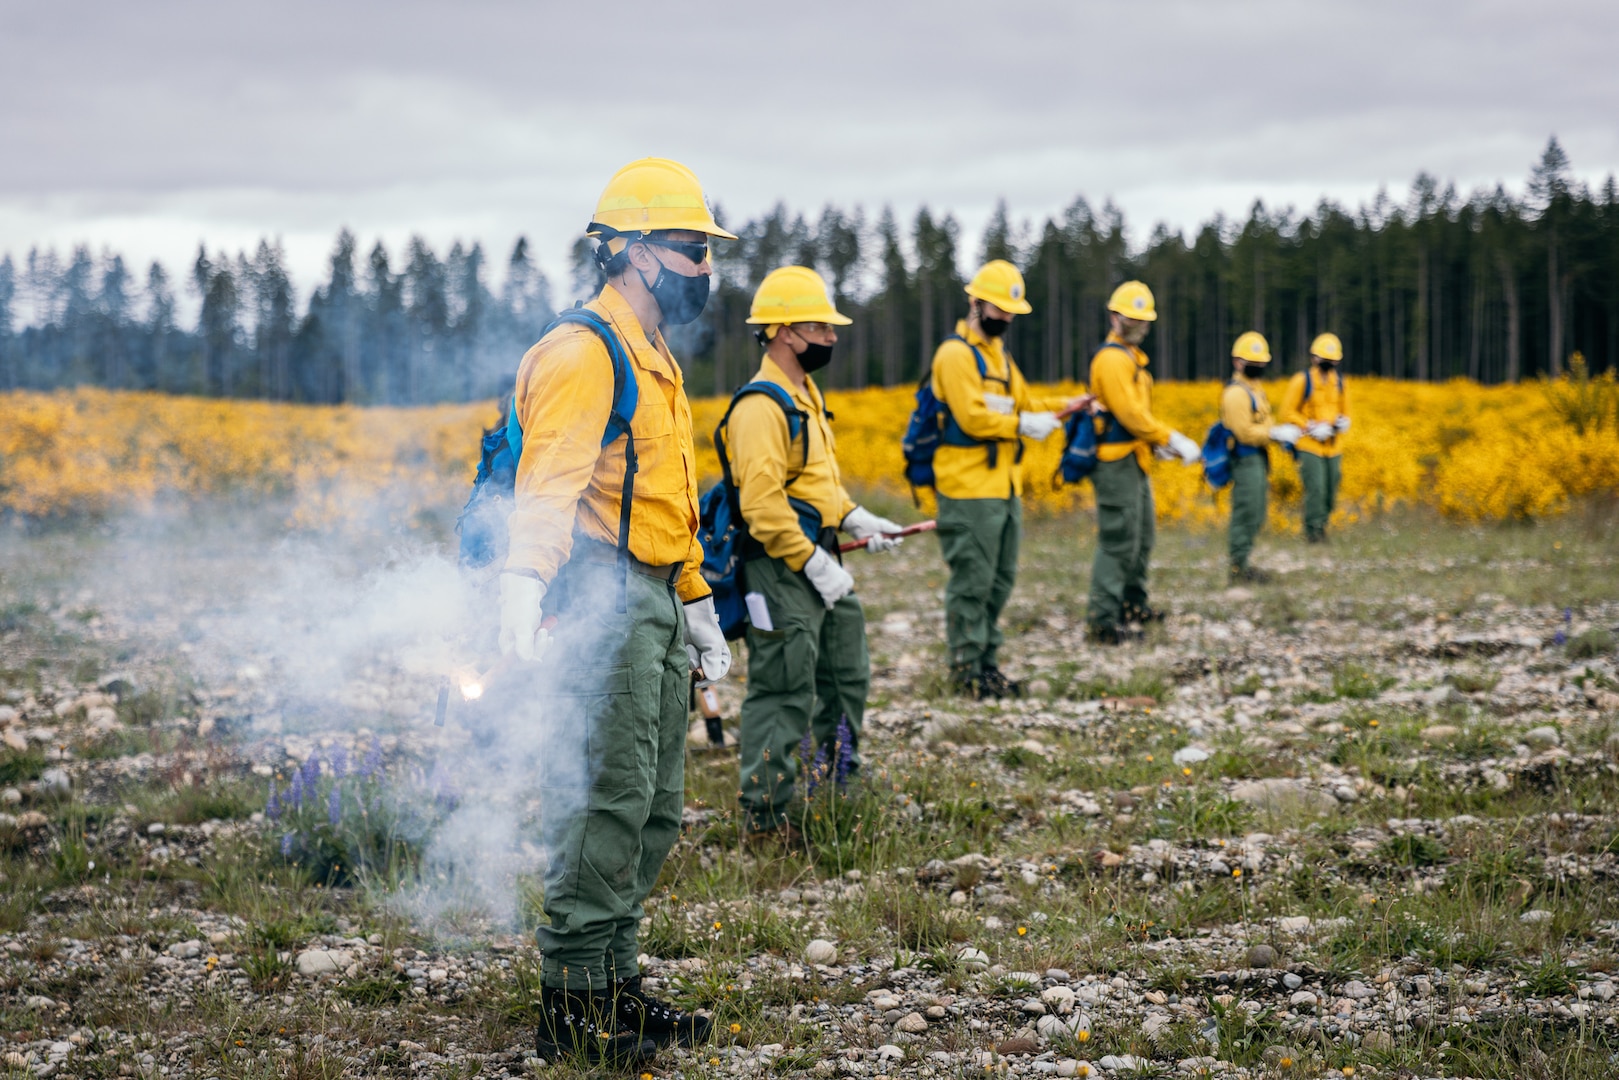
[1,508,1617,1079]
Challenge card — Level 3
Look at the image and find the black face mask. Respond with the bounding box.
[638,251,710,326]
[794,336,834,373]
[1244,362,1269,379]
[979,313,1011,338]
[1317,361,1338,373]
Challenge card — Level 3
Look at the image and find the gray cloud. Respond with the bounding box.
[3,0,1615,296]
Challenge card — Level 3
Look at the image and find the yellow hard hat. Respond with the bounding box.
[746,266,852,327]
[1310,332,1344,361]
[964,260,1033,315]
[586,157,738,243]
[1232,331,1272,364]
[1107,280,1157,322]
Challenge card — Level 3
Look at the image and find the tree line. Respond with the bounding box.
[1,138,1611,403]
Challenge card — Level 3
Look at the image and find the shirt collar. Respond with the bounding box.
[1105,331,1148,367]
[758,354,823,414]
[595,283,680,383]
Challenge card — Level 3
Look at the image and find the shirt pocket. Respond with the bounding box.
[629,396,683,495]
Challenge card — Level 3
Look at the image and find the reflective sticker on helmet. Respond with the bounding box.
[1133,298,1145,310]
[1010,284,1023,299]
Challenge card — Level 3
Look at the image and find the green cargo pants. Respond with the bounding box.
[1298,451,1342,539]
[1086,455,1155,629]
[936,495,1021,676]
[738,555,869,833]
[1227,453,1268,570]
[534,557,689,991]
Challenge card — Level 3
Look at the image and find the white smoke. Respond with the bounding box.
[73,504,606,935]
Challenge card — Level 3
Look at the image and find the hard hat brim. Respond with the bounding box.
[964,283,1032,315]
[744,312,854,326]
[1108,305,1157,322]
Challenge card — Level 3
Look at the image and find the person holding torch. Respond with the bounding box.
[930,260,1088,700]
[1083,281,1202,644]
[497,158,734,1065]
[722,266,905,845]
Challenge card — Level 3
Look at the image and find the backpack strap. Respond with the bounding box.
[714,380,818,556]
[714,381,810,486]
[939,335,1015,467]
[510,307,643,612]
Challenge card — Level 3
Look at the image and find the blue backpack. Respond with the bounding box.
[456,307,639,606]
[1201,384,1261,489]
[1055,342,1134,486]
[698,382,819,640]
[901,336,1013,497]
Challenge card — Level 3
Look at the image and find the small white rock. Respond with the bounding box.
[1289,990,1318,1008]
[1519,908,1554,924]
[294,949,340,976]
[1171,746,1210,766]
[1282,974,1303,990]
[804,938,838,965]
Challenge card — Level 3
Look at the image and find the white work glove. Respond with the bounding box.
[1168,430,1201,465]
[1306,422,1334,441]
[803,548,855,610]
[1334,415,1351,432]
[1270,423,1304,445]
[842,505,906,554]
[683,596,731,685]
[1017,411,1061,440]
[1153,443,1179,461]
[498,573,550,661]
[983,392,1014,416]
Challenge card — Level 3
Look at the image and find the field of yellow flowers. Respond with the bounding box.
[1,378,1615,528]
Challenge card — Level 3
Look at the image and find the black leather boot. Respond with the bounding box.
[613,975,713,1047]
[535,985,656,1066]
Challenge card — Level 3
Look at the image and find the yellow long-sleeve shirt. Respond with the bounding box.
[1280,366,1350,457]
[1088,333,1171,470]
[504,284,709,603]
[1221,375,1274,447]
[724,356,857,571]
[930,320,1067,499]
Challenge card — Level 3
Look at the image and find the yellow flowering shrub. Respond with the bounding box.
[2,377,1615,526]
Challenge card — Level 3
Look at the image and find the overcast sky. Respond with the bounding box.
[3,0,1616,307]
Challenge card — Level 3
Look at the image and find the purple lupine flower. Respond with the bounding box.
[1555,630,1568,646]
[807,744,830,797]
[329,745,348,779]
[327,786,341,827]
[281,832,295,857]
[266,781,281,821]
[289,770,304,809]
[359,744,383,780]
[833,715,856,788]
[301,752,321,787]
[1565,607,1573,623]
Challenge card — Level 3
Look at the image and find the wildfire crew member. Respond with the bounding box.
[932,260,1082,699]
[726,266,904,843]
[498,158,734,1066]
[1280,332,1351,543]
[1222,332,1301,583]
[1084,281,1201,645]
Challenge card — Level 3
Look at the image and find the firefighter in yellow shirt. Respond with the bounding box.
[721,266,905,842]
[1280,332,1351,543]
[930,260,1083,698]
[1222,332,1302,582]
[497,158,733,1065]
[1084,281,1202,644]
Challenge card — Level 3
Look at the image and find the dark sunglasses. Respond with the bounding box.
[640,237,709,265]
